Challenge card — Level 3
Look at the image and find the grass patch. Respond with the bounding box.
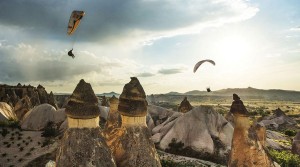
[269,149,300,167]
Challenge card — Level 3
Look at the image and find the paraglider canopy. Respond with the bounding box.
[193,59,215,73]
[67,10,85,35]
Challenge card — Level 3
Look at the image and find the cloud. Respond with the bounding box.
[0,43,128,83]
[289,27,300,31]
[158,68,186,75]
[0,0,259,43]
[136,72,156,77]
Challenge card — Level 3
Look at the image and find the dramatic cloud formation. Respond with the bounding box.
[1,0,299,93]
[0,0,258,43]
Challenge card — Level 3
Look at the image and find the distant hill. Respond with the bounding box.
[97,92,120,97]
[158,87,300,101]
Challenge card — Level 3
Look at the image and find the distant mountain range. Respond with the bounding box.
[97,91,120,97]
[161,87,300,101]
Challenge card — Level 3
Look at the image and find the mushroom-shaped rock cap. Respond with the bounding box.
[65,79,100,119]
[118,77,148,117]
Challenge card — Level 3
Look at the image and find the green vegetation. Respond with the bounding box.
[41,138,54,147]
[41,121,59,137]
[284,129,297,137]
[1,128,9,137]
[165,138,227,165]
[165,138,184,153]
[0,119,20,129]
[161,159,178,167]
[269,149,300,167]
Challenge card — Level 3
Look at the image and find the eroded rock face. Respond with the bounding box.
[56,128,116,167]
[104,96,121,137]
[14,95,32,120]
[109,126,161,167]
[48,91,58,109]
[292,131,300,156]
[0,102,17,121]
[178,97,193,113]
[153,106,232,164]
[0,84,58,119]
[37,84,49,104]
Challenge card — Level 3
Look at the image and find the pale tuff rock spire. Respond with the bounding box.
[228,94,277,167]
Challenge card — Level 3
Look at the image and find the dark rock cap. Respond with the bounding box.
[118,77,148,117]
[230,93,249,115]
[65,79,100,119]
[178,96,193,113]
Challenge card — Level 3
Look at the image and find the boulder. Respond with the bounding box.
[21,104,63,130]
[153,106,233,164]
[259,108,297,130]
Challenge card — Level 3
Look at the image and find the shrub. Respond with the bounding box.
[1,128,9,137]
[30,147,35,151]
[41,121,59,137]
[284,130,297,137]
[41,138,53,147]
[18,158,23,162]
[25,152,31,156]
[1,153,7,157]
[269,149,300,167]
[6,144,11,148]
[165,138,184,154]
[161,159,180,167]
[19,147,24,151]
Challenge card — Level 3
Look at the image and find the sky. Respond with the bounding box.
[0,0,300,94]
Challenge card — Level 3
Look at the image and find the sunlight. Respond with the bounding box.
[217,36,252,62]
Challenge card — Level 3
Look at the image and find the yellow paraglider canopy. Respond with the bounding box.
[67,10,85,35]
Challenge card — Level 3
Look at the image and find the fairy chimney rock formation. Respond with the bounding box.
[228,94,276,167]
[65,79,100,128]
[109,77,161,167]
[178,96,193,113]
[56,79,116,167]
[105,95,121,134]
[292,131,300,156]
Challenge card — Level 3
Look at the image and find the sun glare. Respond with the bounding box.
[217,36,252,62]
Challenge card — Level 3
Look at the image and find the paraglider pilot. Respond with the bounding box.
[68,49,75,59]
